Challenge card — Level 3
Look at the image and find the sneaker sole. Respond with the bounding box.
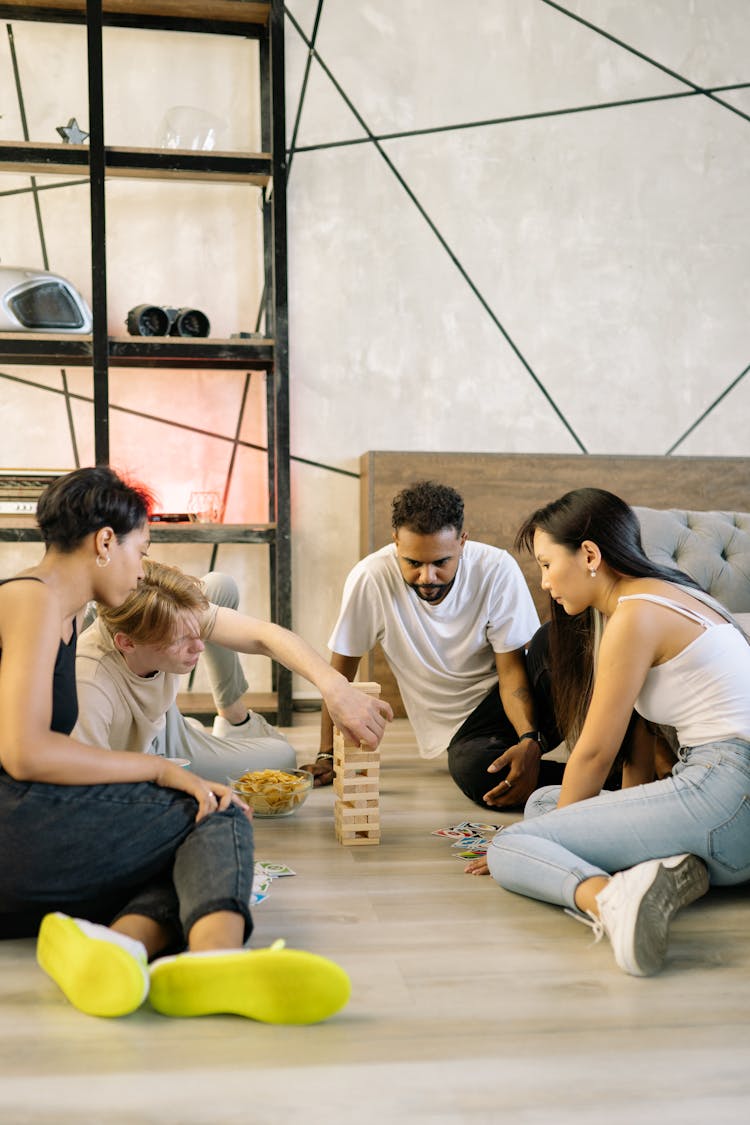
[148,947,351,1024]
[36,913,149,1018]
[631,855,709,976]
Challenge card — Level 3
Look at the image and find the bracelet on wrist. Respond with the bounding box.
[316,753,334,762]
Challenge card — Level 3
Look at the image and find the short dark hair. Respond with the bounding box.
[391,481,464,535]
[36,466,153,552]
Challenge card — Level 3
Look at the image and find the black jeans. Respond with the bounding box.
[0,774,254,942]
[447,635,565,810]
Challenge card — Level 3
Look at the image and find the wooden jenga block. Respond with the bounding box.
[336,788,379,802]
[335,832,381,846]
[334,810,381,845]
[334,682,382,846]
[336,810,379,827]
[351,681,381,696]
[333,747,379,779]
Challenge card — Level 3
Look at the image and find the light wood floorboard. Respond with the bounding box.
[1,716,749,1123]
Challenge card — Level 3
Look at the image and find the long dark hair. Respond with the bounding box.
[516,488,702,743]
[36,467,153,553]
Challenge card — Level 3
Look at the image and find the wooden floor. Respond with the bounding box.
[1,716,749,1124]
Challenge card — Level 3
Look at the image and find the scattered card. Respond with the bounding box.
[432,820,502,858]
[250,860,297,904]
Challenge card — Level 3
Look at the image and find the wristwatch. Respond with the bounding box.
[518,730,546,750]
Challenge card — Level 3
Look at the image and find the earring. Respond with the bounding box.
[96,555,110,569]
[589,568,597,578]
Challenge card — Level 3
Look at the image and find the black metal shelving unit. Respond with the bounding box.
[0,0,293,723]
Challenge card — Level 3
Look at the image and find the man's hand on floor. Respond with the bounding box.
[482,738,542,808]
[301,756,335,787]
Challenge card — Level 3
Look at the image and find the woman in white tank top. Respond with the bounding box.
[469,487,750,978]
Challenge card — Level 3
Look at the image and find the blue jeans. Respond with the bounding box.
[487,740,750,910]
[0,774,254,942]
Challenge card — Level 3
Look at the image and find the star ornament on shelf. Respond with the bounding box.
[56,118,89,144]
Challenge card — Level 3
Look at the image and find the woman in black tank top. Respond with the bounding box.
[0,467,349,1024]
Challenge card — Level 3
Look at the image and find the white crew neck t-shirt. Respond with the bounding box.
[328,540,540,758]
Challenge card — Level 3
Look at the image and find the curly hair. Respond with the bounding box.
[391,481,464,535]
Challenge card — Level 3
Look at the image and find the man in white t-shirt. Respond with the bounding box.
[302,481,565,809]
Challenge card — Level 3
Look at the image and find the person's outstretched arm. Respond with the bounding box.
[557,602,658,807]
[207,608,392,751]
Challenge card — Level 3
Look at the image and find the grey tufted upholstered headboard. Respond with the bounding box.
[635,508,750,614]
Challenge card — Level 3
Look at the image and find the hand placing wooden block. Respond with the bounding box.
[334,682,381,846]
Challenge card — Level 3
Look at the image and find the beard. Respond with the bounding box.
[412,578,455,604]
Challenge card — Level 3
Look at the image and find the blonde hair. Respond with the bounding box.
[98,559,208,646]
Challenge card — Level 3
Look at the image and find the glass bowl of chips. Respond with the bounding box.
[230,767,314,818]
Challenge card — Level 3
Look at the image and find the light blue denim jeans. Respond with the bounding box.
[487,739,750,910]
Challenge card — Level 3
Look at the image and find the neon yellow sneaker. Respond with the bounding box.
[148,939,351,1024]
[36,912,149,1018]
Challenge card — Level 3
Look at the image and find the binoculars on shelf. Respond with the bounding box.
[126,304,211,338]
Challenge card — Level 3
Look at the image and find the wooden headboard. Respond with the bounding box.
[359,451,750,713]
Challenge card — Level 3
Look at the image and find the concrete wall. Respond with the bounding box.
[1,1,748,698]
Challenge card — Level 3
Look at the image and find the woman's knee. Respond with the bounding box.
[524,785,561,820]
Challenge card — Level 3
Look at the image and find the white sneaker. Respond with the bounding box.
[213,713,249,740]
[212,712,283,742]
[589,854,709,976]
[184,716,207,732]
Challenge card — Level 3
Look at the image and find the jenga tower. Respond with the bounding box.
[333,682,381,846]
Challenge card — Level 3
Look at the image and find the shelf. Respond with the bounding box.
[176,690,278,718]
[0,334,93,364]
[108,337,274,369]
[0,333,274,368]
[0,1,270,33]
[0,141,89,176]
[0,141,272,185]
[0,0,292,724]
[148,523,275,544]
[106,146,271,185]
[0,517,276,543]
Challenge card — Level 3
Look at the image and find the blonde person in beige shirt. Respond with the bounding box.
[75,560,392,784]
